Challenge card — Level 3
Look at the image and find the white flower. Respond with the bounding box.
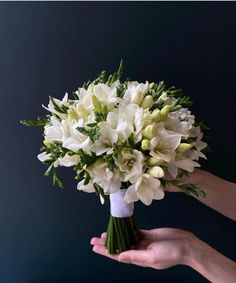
[42,93,69,119]
[164,109,194,139]
[92,83,119,105]
[85,160,121,194]
[123,81,149,105]
[189,126,207,160]
[62,119,92,152]
[116,149,144,183]
[77,179,95,193]
[124,173,164,205]
[37,152,51,162]
[54,154,80,167]
[150,129,181,163]
[44,116,70,143]
[90,125,118,155]
[168,155,200,178]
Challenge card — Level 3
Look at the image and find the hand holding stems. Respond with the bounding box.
[91,228,236,283]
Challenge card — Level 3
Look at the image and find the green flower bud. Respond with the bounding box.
[149,82,155,89]
[68,109,79,121]
[43,139,50,146]
[141,95,153,109]
[133,91,144,105]
[91,95,102,113]
[160,105,172,121]
[147,166,165,178]
[176,143,192,153]
[142,125,157,140]
[147,156,163,166]
[152,109,161,122]
[101,104,108,114]
[141,139,151,151]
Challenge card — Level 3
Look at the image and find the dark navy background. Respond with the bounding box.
[0,2,235,283]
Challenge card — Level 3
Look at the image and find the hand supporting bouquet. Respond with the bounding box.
[21,61,208,254]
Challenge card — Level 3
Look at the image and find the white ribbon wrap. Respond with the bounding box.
[110,189,134,218]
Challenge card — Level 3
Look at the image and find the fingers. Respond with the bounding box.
[92,244,120,261]
[101,232,107,239]
[90,232,107,246]
[90,237,105,246]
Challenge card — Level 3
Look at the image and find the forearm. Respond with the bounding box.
[187,169,236,220]
[185,237,236,283]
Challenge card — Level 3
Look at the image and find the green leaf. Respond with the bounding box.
[171,96,193,112]
[161,179,206,198]
[52,167,64,188]
[20,117,48,127]
[44,164,53,176]
[116,84,126,98]
[93,182,109,204]
[49,96,68,114]
[103,154,118,172]
[76,149,99,170]
[77,125,101,142]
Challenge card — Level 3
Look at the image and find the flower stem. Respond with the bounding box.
[105,214,139,254]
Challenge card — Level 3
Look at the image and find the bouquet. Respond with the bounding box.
[21,61,208,254]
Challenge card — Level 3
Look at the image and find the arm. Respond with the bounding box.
[91,229,236,283]
[168,169,236,221]
[187,236,236,283]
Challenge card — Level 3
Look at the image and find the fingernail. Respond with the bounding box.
[90,238,95,245]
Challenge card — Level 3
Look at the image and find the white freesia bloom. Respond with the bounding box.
[189,126,208,160]
[116,149,144,183]
[77,179,95,193]
[37,152,51,162]
[164,109,195,138]
[42,93,68,119]
[44,116,70,143]
[54,154,80,168]
[124,173,164,205]
[168,155,200,178]
[62,119,92,152]
[86,160,121,194]
[90,125,118,155]
[150,129,182,163]
[123,81,149,105]
[92,83,120,105]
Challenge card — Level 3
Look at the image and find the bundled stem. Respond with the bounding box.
[105,215,139,254]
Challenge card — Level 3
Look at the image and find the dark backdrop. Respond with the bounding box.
[0,2,235,283]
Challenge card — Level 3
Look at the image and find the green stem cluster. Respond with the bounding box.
[105,215,139,254]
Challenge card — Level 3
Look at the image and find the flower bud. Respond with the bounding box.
[91,95,102,113]
[141,139,151,151]
[101,104,108,114]
[43,139,50,146]
[176,143,192,153]
[149,82,155,89]
[68,109,79,121]
[160,105,172,121]
[142,125,157,140]
[152,109,161,122]
[141,95,153,109]
[147,156,163,166]
[133,91,144,105]
[147,166,165,178]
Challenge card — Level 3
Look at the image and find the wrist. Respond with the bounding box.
[180,233,205,268]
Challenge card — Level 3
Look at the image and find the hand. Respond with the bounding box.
[90,228,195,269]
[91,228,236,283]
